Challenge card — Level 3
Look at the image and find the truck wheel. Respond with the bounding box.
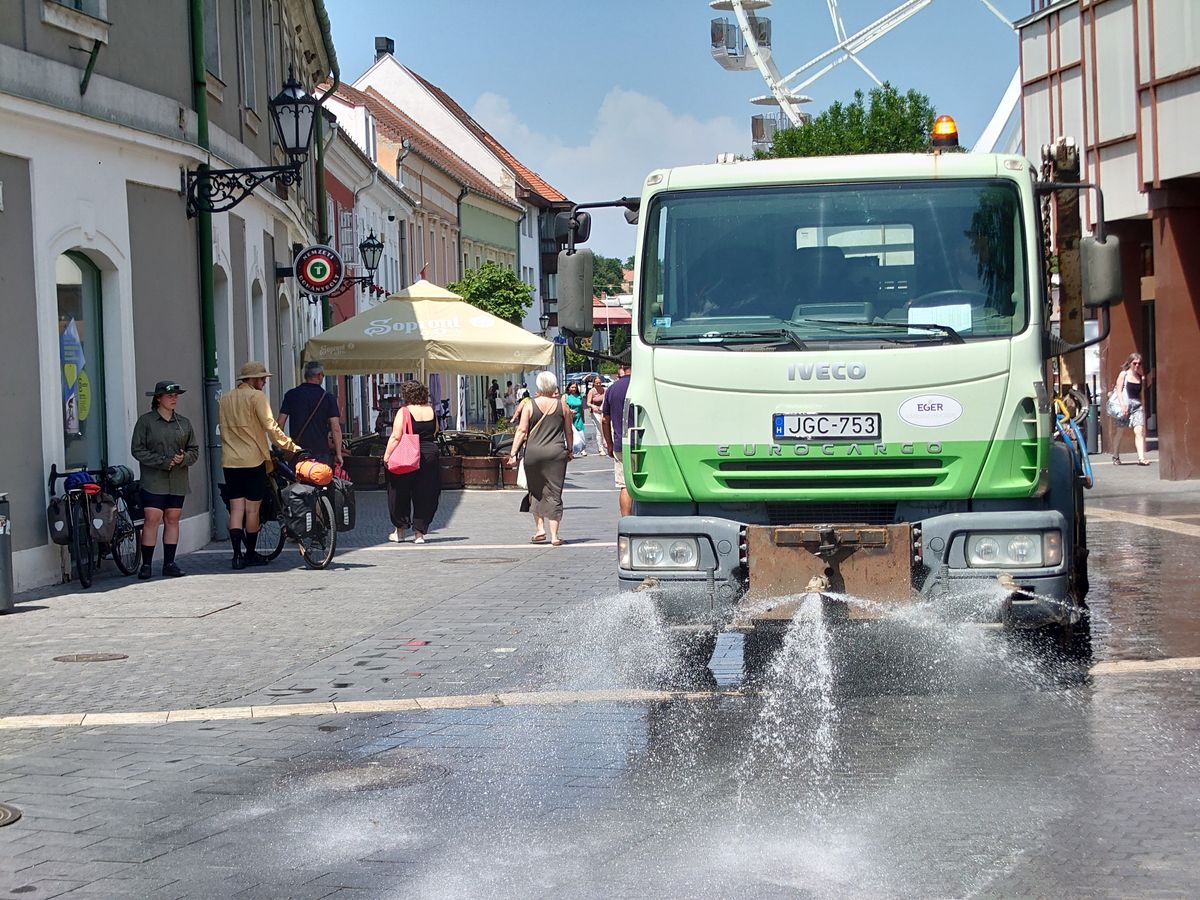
[1050,608,1092,662]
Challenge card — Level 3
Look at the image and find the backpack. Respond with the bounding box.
[328,477,355,532]
[281,483,319,537]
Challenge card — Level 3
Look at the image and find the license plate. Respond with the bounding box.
[773,412,881,441]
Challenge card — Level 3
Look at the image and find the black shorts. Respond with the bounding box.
[222,464,268,502]
[140,490,185,511]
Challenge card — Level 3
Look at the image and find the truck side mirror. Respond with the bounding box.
[554,211,591,245]
[1080,235,1122,308]
[556,249,595,337]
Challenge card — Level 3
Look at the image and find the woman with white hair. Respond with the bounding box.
[507,370,573,545]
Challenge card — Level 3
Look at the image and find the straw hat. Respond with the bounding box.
[237,361,273,381]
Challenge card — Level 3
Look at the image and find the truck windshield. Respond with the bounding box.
[640,179,1028,347]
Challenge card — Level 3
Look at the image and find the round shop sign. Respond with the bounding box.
[294,245,344,295]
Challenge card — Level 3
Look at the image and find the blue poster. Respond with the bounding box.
[60,318,86,435]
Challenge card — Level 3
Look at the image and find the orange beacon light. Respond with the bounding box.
[931,115,960,149]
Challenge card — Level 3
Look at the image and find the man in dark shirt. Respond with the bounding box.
[601,351,632,516]
[278,361,343,467]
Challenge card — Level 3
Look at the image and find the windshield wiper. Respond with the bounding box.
[704,328,808,350]
[794,318,965,344]
[652,332,733,349]
[654,328,807,350]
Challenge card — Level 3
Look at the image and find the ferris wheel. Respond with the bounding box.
[709,0,1018,153]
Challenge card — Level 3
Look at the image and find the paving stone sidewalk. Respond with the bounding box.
[2,459,624,719]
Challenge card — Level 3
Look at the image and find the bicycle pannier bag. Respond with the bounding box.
[282,483,319,537]
[296,459,334,486]
[46,496,71,545]
[330,476,356,532]
[88,492,118,543]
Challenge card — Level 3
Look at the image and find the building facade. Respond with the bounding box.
[0,0,335,590]
[322,125,413,435]
[351,43,572,371]
[1019,0,1200,479]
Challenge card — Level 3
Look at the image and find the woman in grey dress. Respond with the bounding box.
[507,370,573,545]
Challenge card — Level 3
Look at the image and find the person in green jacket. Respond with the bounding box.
[130,381,199,579]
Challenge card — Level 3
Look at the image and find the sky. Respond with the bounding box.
[326,0,1032,259]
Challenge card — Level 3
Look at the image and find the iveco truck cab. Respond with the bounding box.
[555,118,1122,645]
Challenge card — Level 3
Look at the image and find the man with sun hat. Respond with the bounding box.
[217,361,299,569]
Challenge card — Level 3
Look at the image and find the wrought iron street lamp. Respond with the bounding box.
[329,230,387,298]
[539,313,550,334]
[186,68,318,217]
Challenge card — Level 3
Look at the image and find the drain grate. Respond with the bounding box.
[0,803,21,827]
[438,556,519,565]
[53,653,128,663]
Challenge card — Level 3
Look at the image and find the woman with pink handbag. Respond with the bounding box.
[384,380,441,544]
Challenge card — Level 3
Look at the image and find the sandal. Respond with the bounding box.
[1137,459,1151,466]
[551,539,565,547]
[1111,456,1123,466]
[530,534,547,543]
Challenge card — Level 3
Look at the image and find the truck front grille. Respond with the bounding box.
[766,502,898,526]
[716,457,946,491]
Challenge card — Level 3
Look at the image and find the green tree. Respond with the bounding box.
[593,254,626,298]
[448,261,533,325]
[762,83,936,159]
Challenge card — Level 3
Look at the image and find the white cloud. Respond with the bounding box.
[471,88,746,259]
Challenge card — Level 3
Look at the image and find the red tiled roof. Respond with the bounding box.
[594,306,632,325]
[405,68,568,205]
[327,84,521,212]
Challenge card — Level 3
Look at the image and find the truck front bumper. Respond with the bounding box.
[617,509,1075,629]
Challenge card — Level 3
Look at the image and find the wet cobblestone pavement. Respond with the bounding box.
[2,454,1200,898]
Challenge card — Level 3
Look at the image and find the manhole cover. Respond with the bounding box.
[438,557,519,565]
[0,803,21,827]
[53,653,128,663]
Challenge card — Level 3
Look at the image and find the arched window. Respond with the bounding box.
[56,252,107,470]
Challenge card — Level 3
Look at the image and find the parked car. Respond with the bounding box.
[564,371,599,389]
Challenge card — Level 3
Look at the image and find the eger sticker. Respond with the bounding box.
[898,395,962,427]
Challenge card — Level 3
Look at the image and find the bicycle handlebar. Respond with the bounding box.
[48,461,134,497]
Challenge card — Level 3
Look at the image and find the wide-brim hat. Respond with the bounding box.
[237,361,273,381]
[145,380,187,397]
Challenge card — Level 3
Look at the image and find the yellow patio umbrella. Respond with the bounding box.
[303,279,554,376]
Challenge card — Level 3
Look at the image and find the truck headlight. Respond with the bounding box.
[965,531,1062,568]
[622,536,700,570]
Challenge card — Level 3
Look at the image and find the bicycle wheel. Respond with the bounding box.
[110,498,141,575]
[297,494,336,570]
[70,500,95,588]
[258,515,286,561]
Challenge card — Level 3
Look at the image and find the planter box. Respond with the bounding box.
[439,454,464,489]
[342,454,384,490]
[499,455,519,488]
[460,455,500,489]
